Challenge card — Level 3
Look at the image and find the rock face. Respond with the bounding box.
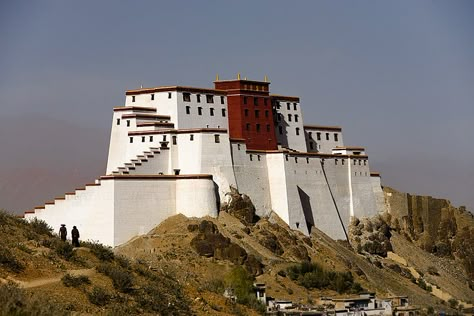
[349,215,393,257]
[220,187,259,226]
[384,187,474,280]
[189,220,263,275]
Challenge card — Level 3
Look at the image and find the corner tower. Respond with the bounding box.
[215,76,277,150]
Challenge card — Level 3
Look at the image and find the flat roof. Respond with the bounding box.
[270,94,300,102]
[126,86,227,96]
[129,128,227,136]
[304,125,342,131]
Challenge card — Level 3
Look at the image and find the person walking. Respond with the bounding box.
[59,224,67,241]
[71,226,80,247]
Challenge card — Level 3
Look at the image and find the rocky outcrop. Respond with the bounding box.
[349,215,392,257]
[188,220,263,275]
[384,187,474,279]
[220,187,259,226]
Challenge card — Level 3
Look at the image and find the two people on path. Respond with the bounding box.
[58,224,80,247]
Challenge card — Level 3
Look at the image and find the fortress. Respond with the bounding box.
[24,76,384,247]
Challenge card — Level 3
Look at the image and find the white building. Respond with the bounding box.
[24,76,384,246]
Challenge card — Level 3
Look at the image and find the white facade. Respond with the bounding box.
[25,81,384,247]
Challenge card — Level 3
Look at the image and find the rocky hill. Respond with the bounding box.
[1,187,473,315]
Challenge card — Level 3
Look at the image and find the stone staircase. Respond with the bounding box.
[111,147,162,175]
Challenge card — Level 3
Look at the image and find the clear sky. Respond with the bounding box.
[1,1,473,213]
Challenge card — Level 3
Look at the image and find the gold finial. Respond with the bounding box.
[215,74,219,81]
[237,73,241,80]
[244,77,247,80]
[264,75,268,82]
[140,84,143,88]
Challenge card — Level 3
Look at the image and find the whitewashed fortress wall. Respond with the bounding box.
[25,78,384,246]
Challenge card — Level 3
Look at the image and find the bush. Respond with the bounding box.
[0,246,25,272]
[98,264,133,293]
[82,241,115,261]
[29,218,53,236]
[87,286,111,306]
[448,298,458,309]
[61,273,91,287]
[53,240,75,261]
[115,255,131,270]
[202,278,225,294]
[0,282,67,315]
[287,262,363,294]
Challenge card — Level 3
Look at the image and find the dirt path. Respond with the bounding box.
[4,268,95,289]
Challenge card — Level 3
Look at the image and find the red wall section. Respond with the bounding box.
[215,80,277,150]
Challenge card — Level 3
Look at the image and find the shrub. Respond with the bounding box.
[53,240,75,261]
[448,298,458,309]
[0,246,25,272]
[98,264,133,293]
[202,278,225,294]
[29,218,53,236]
[287,262,363,294]
[61,273,91,287]
[82,241,114,261]
[115,255,131,270]
[87,286,111,306]
[0,282,67,315]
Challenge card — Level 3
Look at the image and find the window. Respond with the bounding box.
[132,96,135,102]
[196,94,201,103]
[295,115,299,122]
[198,107,202,115]
[163,135,167,141]
[254,97,258,106]
[310,142,314,150]
[142,136,145,142]
[257,155,261,161]
[172,136,177,145]
[256,124,261,132]
[150,136,153,142]
[294,103,297,110]
[249,154,253,161]
[245,109,249,117]
[265,110,269,118]
[306,157,309,164]
[116,118,120,125]
[309,132,312,138]
[255,110,259,118]
[364,160,367,166]
[285,155,289,161]
[151,94,155,100]
[186,106,191,114]
[279,126,283,134]
[354,160,357,165]
[243,97,247,105]
[266,124,270,132]
[183,93,191,102]
[237,144,241,150]
[317,132,321,140]
[334,133,338,141]
[220,96,225,104]
[288,114,292,122]
[278,113,282,122]
[127,120,130,127]
[206,95,214,103]
[246,123,250,131]
[342,159,345,165]
[190,134,194,141]
[214,134,220,143]
[359,160,361,165]
[264,98,267,106]
[168,92,172,99]
[287,103,290,110]
[129,137,133,143]
[295,157,298,163]
[326,133,330,140]
[222,109,226,117]
[335,159,338,165]
[276,103,281,109]
[210,108,214,116]
[296,127,300,135]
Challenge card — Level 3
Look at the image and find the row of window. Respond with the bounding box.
[243,96,268,106]
[128,134,221,144]
[276,113,299,122]
[308,132,338,142]
[278,126,300,135]
[245,123,272,132]
[275,102,298,111]
[185,106,226,117]
[131,92,173,103]
[183,93,225,104]
[244,109,270,118]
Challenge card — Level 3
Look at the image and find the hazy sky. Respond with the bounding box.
[1,1,473,212]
